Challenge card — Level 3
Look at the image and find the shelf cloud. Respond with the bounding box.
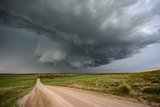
[0,0,160,70]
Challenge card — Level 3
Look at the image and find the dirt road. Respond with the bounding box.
[19,79,150,107]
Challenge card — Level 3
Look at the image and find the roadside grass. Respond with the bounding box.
[41,70,160,103]
[0,70,159,106]
[0,74,37,107]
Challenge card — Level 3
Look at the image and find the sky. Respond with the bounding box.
[0,0,160,73]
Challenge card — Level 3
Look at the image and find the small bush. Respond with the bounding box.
[142,95,160,103]
[117,83,131,94]
[142,86,160,94]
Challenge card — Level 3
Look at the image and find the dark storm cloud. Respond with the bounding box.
[0,0,160,68]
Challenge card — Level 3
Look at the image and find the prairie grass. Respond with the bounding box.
[41,70,160,103]
[0,74,37,107]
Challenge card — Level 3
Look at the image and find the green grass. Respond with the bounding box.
[0,70,159,106]
[0,74,37,107]
[41,70,160,103]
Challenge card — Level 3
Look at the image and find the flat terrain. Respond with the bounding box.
[0,74,37,107]
[0,70,160,107]
[19,79,150,107]
[41,71,160,103]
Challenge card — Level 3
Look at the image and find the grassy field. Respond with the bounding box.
[0,74,37,107]
[40,70,160,103]
[0,70,159,107]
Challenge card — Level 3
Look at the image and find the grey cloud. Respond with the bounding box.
[0,0,160,68]
[0,26,74,73]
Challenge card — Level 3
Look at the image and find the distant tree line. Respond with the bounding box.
[38,74,78,79]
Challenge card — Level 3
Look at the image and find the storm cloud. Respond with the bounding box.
[0,0,160,69]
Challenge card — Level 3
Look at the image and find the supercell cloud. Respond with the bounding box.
[0,0,160,70]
